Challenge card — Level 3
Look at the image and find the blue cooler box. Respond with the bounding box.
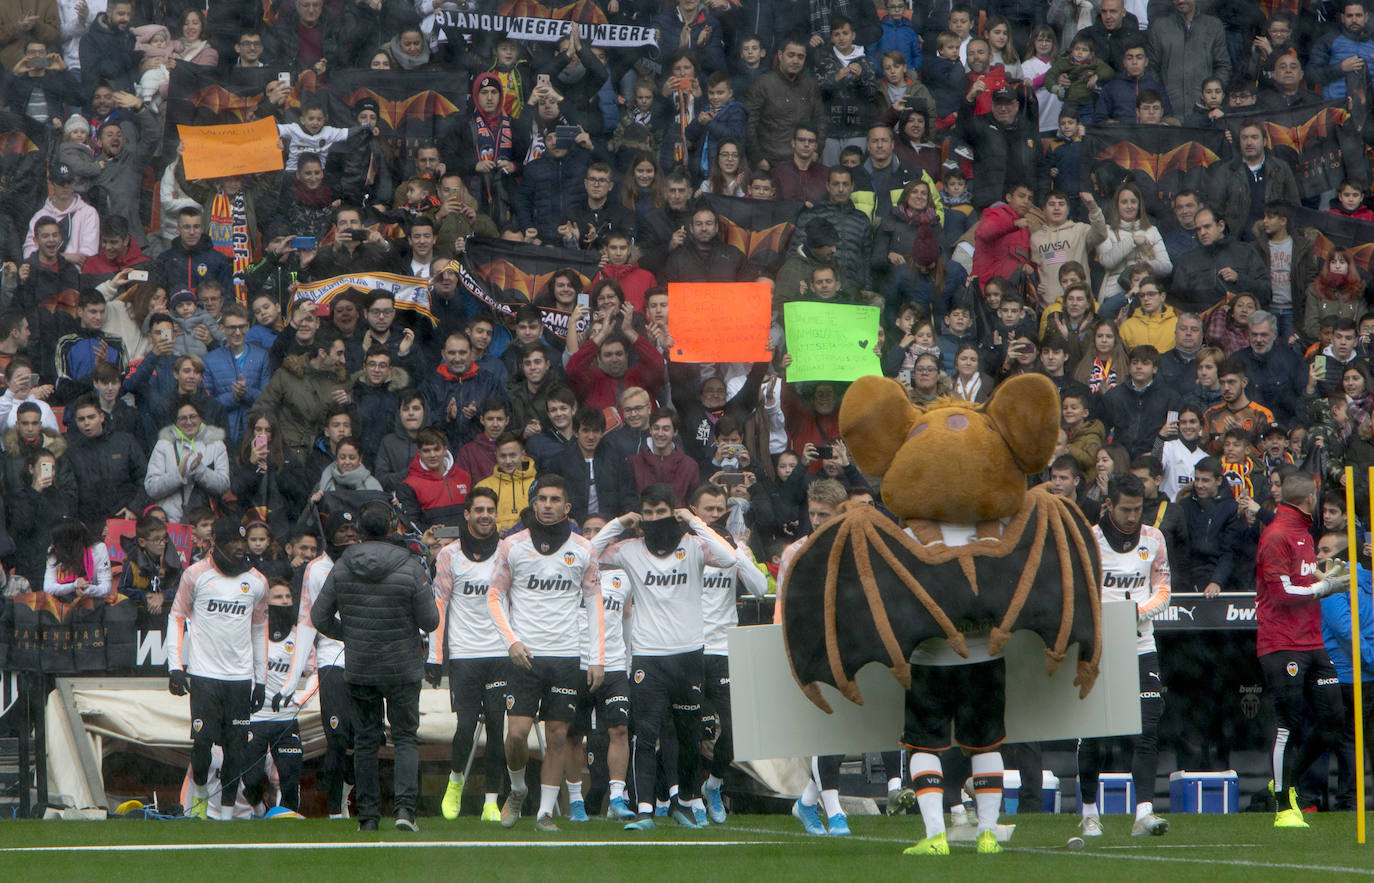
[1096,772,1135,813]
[1002,770,1061,814]
[1169,771,1239,814]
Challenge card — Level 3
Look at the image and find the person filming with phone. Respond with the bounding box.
[300,205,400,280]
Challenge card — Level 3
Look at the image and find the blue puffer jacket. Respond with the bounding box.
[867,17,922,72]
[1321,565,1374,684]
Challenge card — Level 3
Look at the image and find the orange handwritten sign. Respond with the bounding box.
[177,118,284,180]
[667,282,772,363]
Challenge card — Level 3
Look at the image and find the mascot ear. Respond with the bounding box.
[839,375,918,477]
[985,373,1060,474]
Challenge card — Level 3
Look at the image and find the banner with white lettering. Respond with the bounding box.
[293,272,437,325]
[434,9,657,46]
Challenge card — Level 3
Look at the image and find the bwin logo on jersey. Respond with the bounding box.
[526,575,574,591]
[461,581,489,596]
[645,571,688,586]
[206,599,250,615]
[1103,572,1148,590]
[1300,560,1320,577]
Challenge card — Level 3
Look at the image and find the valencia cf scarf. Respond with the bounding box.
[209,191,254,305]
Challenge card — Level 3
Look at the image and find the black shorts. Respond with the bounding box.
[570,670,631,738]
[901,658,1006,752]
[188,675,251,745]
[507,656,582,722]
[448,657,509,716]
[1260,647,1343,732]
[319,665,355,743]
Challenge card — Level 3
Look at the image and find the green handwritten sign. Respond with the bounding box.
[783,302,882,383]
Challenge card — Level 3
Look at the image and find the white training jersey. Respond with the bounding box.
[581,567,630,672]
[169,558,268,683]
[291,555,346,680]
[252,628,319,724]
[488,529,602,661]
[1093,523,1172,655]
[702,541,768,655]
[1160,439,1207,502]
[432,542,506,661]
[593,517,736,656]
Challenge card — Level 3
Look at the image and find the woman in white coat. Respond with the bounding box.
[144,396,230,522]
[1095,181,1171,304]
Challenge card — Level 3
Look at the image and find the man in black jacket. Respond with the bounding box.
[1176,457,1244,593]
[554,407,636,522]
[1102,346,1181,458]
[59,395,145,528]
[312,501,439,832]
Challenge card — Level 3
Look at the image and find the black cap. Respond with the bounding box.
[50,161,74,184]
[353,97,379,116]
[991,88,1019,103]
[807,219,839,249]
[214,517,246,547]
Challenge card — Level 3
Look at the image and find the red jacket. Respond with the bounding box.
[592,263,656,312]
[397,452,471,528]
[82,240,151,276]
[972,202,1030,288]
[1255,502,1325,656]
[567,334,666,411]
[629,444,700,506]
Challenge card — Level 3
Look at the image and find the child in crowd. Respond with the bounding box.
[1046,36,1114,125]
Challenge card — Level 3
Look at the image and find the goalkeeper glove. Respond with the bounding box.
[1313,559,1351,599]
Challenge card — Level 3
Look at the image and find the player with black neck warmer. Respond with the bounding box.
[1080,473,1172,839]
[690,483,768,825]
[168,517,269,820]
[431,488,510,824]
[590,483,736,830]
[243,575,315,815]
[487,475,604,833]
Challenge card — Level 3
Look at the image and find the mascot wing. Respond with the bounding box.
[780,489,1102,713]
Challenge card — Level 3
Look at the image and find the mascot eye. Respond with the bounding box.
[946,414,970,431]
[907,422,928,439]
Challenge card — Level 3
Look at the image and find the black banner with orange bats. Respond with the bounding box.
[1083,125,1228,220]
[699,193,803,276]
[1292,206,1374,275]
[456,238,599,339]
[1223,101,1368,200]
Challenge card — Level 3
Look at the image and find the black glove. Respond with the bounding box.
[250,683,266,713]
[425,662,444,688]
[168,670,188,696]
[271,690,292,713]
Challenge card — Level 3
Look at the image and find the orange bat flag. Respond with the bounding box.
[1092,141,1220,181]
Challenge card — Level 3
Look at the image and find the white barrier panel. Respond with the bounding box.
[729,600,1142,761]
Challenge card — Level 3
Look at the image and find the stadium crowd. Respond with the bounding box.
[1,0,1373,836]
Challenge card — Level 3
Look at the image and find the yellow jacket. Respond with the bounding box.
[476,458,538,532]
[1119,305,1179,353]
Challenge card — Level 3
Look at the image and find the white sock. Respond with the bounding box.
[970,752,1003,833]
[449,771,464,785]
[640,801,655,815]
[609,780,626,801]
[192,783,208,800]
[688,797,704,811]
[800,779,821,806]
[655,798,670,812]
[1081,801,1099,820]
[820,789,843,817]
[950,804,968,821]
[538,783,559,818]
[909,752,945,838]
[566,780,583,803]
[484,792,498,805]
[508,767,528,795]
[668,784,679,800]
[887,777,902,792]
[705,774,724,791]
[1135,801,1153,821]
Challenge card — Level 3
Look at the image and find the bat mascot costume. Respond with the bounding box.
[778,373,1103,855]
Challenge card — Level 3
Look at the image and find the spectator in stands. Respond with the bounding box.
[1095,39,1169,123]
[746,39,825,168]
[1103,345,1181,457]
[418,329,506,449]
[1146,0,1230,113]
[474,431,536,532]
[374,393,427,492]
[42,515,112,598]
[266,0,345,72]
[1120,277,1179,352]
[517,128,593,244]
[795,166,873,293]
[253,330,349,458]
[144,395,230,522]
[629,407,700,504]
[1178,456,1244,593]
[23,162,97,263]
[973,182,1036,285]
[60,394,145,527]
[1236,310,1306,425]
[78,0,138,96]
[1307,0,1374,100]
[958,89,1038,211]
[201,304,270,444]
[230,413,308,536]
[1171,207,1271,314]
[568,310,666,412]
[396,426,470,530]
[1208,121,1300,237]
[1257,50,1319,111]
[1,401,64,496]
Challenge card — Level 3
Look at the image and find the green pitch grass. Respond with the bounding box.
[0,812,1371,881]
